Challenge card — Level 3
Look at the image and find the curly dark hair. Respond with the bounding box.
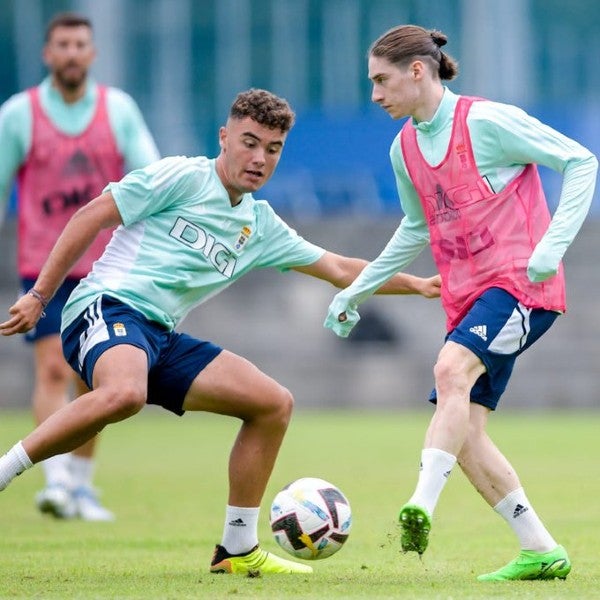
[230,89,295,133]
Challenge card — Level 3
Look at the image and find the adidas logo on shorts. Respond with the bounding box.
[469,325,488,341]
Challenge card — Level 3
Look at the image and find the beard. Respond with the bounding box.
[53,64,88,90]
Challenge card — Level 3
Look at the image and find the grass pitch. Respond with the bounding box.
[0,408,598,599]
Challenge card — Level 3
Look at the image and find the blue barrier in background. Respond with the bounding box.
[263,103,600,220]
[7,184,17,215]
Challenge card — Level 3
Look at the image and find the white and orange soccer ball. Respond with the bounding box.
[270,477,352,560]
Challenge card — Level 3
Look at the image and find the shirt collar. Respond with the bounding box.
[40,75,98,107]
[412,87,458,135]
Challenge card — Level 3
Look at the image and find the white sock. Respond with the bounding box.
[69,455,95,489]
[41,453,73,488]
[494,487,557,552]
[0,441,34,491]
[408,448,457,517]
[221,505,260,555]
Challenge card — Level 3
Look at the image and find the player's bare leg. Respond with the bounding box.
[32,335,114,521]
[64,376,114,521]
[0,345,148,498]
[182,350,312,574]
[32,338,112,519]
[457,404,520,505]
[31,335,78,518]
[458,404,570,580]
[399,342,484,554]
[22,345,148,462]
[182,350,293,507]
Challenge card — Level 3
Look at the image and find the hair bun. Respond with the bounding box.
[430,30,448,48]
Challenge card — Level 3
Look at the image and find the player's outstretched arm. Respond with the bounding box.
[0,191,122,336]
[293,251,441,298]
[404,274,441,298]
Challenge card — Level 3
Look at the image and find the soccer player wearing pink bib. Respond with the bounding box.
[325,25,597,581]
[0,12,159,521]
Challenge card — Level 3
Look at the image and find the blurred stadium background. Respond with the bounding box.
[1,0,598,410]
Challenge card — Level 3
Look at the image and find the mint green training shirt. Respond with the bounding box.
[0,77,160,222]
[62,156,326,331]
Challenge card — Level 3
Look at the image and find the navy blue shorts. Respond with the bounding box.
[61,295,223,416]
[21,277,80,343]
[429,287,559,410]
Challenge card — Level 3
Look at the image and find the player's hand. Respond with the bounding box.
[527,237,564,283]
[324,295,360,337]
[418,274,442,298]
[0,293,45,336]
[527,245,560,282]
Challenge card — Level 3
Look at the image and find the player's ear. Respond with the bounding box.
[411,60,425,79]
[42,44,51,67]
[218,126,227,151]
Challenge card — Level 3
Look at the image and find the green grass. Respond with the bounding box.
[0,408,598,599]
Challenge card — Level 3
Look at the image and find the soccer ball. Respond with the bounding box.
[270,477,352,560]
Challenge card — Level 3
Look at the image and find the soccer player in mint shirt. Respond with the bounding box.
[325,25,598,581]
[0,12,159,522]
[0,88,440,575]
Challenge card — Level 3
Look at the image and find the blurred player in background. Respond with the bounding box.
[0,12,159,521]
[325,24,597,581]
[0,88,439,575]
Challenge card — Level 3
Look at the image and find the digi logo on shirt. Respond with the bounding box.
[169,217,237,277]
[41,184,95,216]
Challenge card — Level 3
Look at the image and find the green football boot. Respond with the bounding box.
[398,504,431,555]
[477,545,571,581]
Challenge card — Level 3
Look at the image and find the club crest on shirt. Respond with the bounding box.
[235,226,252,251]
[113,322,127,337]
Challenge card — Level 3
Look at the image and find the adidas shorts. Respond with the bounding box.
[61,295,222,415]
[429,287,559,410]
[21,277,80,343]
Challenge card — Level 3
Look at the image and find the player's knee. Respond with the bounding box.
[433,358,470,396]
[280,386,294,420]
[269,385,294,427]
[100,384,147,420]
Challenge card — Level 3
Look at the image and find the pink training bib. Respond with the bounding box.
[17,86,124,279]
[400,96,565,331]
